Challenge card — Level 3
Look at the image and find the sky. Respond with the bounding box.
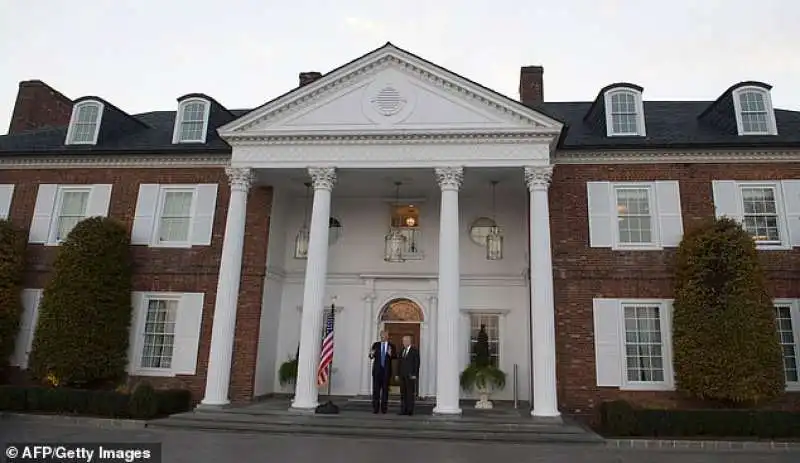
[1,0,798,132]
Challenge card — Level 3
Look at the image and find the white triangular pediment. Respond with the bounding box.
[220,44,562,138]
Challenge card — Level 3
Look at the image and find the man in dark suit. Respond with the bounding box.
[397,335,420,416]
[369,330,395,414]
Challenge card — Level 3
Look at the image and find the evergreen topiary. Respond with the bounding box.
[0,219,26,373]
[672,217,784,404]
[29,217,133,388]
[460,325,506,392]
[128,382,158,419]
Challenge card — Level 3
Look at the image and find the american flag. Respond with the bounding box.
[317,309,335,387]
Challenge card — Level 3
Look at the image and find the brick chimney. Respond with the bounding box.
[519,66,544,106]
[299,72,323,87]
[7,80,73,134]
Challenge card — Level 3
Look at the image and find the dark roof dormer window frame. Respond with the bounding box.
[732,85,778,136]
[65,100,104,145]
[604,87,646,137]
[172,97,211,144]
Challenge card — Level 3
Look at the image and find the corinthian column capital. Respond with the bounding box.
[225,167,254,192]
[435,167,464,191]
[524,165,553,190]
[308,167,337,191]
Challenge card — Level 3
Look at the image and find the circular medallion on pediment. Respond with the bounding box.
[361,70,417,124]
[371,86,407,116]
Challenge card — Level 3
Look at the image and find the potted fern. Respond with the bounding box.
[459,325,506,409]
[278,346,299,392]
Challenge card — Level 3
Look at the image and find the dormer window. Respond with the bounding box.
[604,88,646,136]
[65,100,103,145]
[733,87,777,135]
[173,98,210,143]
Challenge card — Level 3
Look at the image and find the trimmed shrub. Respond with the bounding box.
[0,219,26,373]
[672,217,784,404]
[0,385,192,419]
[129,382,158,419]
[29,217,133,388]
[599,400,800,438]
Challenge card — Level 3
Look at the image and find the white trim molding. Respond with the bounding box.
[0,154,231,169]
[65,100,104,145]
[555,149,800,164]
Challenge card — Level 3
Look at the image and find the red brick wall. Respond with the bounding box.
[0,167,272,404]
[549,162,800,416]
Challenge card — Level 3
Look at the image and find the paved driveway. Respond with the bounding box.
[0,420,796,463]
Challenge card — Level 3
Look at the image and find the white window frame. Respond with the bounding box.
[612,183,661,250]
[47,186,92,244]
[65,100,104,145]
[604,88,646,137]
[152,186,197,248]
[774,299,800,392]
[618,299,675,391]
[732,86,778,136]
[172,98,211,144]
[131,293,182,377]
[738,181,790,250]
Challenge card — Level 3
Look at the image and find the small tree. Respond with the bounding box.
[29,217,133,388]
[0,219,27,373]
[673,217,784,404]
[460,325,506,393]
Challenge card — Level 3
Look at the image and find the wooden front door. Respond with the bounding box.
[383,322,421,394]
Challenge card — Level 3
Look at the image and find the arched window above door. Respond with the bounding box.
[380,299,423,322]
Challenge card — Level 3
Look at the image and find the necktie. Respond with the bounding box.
[381,342,385,367]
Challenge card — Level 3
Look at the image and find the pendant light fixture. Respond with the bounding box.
[294,182,311,259]
[486,180,503,260]
[384,182,406,262]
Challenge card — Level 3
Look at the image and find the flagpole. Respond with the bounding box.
[327,302,334,399]
[315,297,339,414]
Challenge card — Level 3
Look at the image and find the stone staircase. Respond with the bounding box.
[147,397,604,445]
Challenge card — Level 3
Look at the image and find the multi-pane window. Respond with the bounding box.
[178,101,207,142]
[469,314,499,367]
[775,305,799,383]
[158,190,193,243]
[738,91,770,134]
[610,92,638,135]
[140,299,177,369]
[623,304,665,383]
[615,187,652,244]
[741,186,781,244]
[69,103,102,144]
[56,189,90,241]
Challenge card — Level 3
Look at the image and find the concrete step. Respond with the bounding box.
[147,410,604,445]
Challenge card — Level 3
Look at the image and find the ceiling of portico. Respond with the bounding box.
[256,167,527,198]
[219,43,562,143]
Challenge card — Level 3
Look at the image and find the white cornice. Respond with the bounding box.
[554,149,800,164]
[225,131,557,146]
[0,153,231,169]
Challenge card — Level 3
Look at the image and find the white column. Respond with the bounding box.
[360,291,376,395]
[433,166,463,415]
[201,167,254,406]
[291,167,336,410]
[525,165,560,418]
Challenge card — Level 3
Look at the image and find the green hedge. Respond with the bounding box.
[0,385,192,420]
[0,219,27,372]
[600,400,800,438]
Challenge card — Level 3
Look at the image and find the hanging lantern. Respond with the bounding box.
[486,225,503,260]
[294,182,311,260]
[485,180,504,260]
[384,181,406,262]
[294,226,310,259]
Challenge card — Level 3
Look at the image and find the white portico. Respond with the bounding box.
[199,43,563,417]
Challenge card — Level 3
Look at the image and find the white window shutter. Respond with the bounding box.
[655,181,684,247]
[11,289,43,369]
[711,180,742,221]
[86,184,112,218]
[190,184,218,246]
[0,184,14,220]
[29,184,58,244]
[587,182,613,248]
[781,180,800,247]
[127,292,145,373]
[131,184,160,245]
[592,298,622,387]
[172,292,205,375]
